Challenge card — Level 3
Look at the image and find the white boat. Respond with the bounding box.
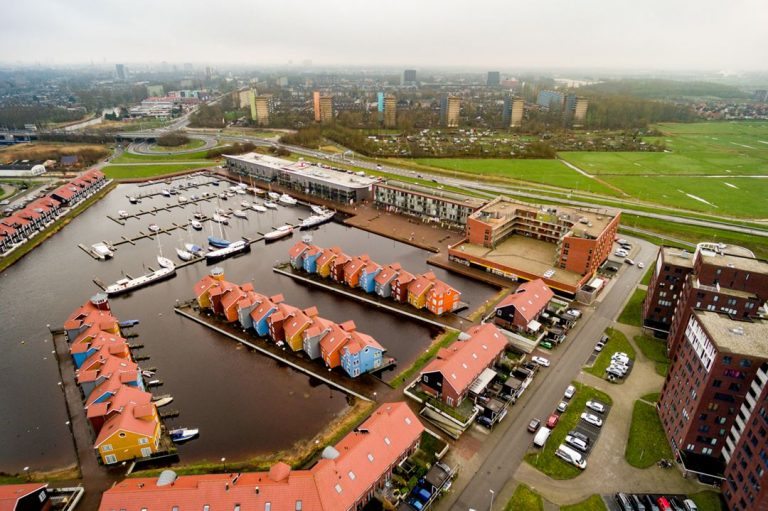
[233,209,248,218]
[240,201,251,209]
[148,224,161,233]
[176,248,194,261]
[212,214,229,224]
[153,396,173,407]
[193,212,204,220]
[178,195,188,203]
[206,240,249,261]
[161,189,171,197]
[249,187,265,197]
[91,242,114,260]
[235,188,246,195]
[185,243,203,254]
[157,256,175,269]
[300,211,335,230]
[264,225,294,241]
[104,266,176,296]
[226,191,235,197]
[170,428,199,443]
[310,205,327,215]
[191,220,203,230]
[219,193,228,200]
[128,196,139,204]
[252,204,267,213]
[118,210,129,218]
[268,192,280,200]
[278,193,297,206]
[264,201,278,209]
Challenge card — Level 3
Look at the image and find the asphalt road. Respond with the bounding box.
[440,236,657,511]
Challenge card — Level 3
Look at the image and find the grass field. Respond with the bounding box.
[690,491,724,511]
[584,328,635,379]
[641,392,661,403]
[505,484,543,511]
[103,162,216,179]
[618,289,646,327]
[561,495,608,511]
[410,158,619,195]
[111,150,217,163]
[635,335,669,376]
[625,399,673,468]
[151,138,206,151]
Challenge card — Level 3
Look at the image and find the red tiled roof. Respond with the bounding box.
[220,285,248,313]
[289,241,310,259]
[420,323,507,396]
[319,323,352,356]
[250,296,278,323]
[0,483,48,509]
[284,308,312,340]
[70,331,128,356]
[363,261,381,274]
[392,270,415,286]
[51,185,77,200]
[429,279,459,298]
[86,385,152,421]
[374,263,401,284]
[408,272,436,297]
[305,245,322,257]
[495,278,554,324]
[304,316,335,339]
[77,355,138,385]
[193,275,219,298]
[343,255,369,277]
[207,280,238,300]
[344,331,385,355]
[316,247,343,268]
[94,400,158,448]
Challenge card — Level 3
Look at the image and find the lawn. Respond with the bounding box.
[689,491,724,511]
[390,330,459,388]
[111,149,218,163]
[561,495,608,511]
[617,289,646,327]
[103,162,217,179]
[151,138,206,151]
[524,382,613,479]
[505,484,543,511]
[641,392,660,403]
[625,399,673,468]
[635,335,669,376]
[411,158,619,195]
[640,263,656,286]
[584,328,636,379]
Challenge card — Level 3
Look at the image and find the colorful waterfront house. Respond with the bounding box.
[302,245,322,274]
[220,283,252,323]
[344,255,370,288]
[330,251,351,283]
[426,279,461,316]
[493,278,554,332]
[303,315,336,360]
[208,280,240,318]
[193,267,226,310]
[374,263,401,298]
[340,331,385,377]
[0,483,51,511]
[391,269,415,303]
[77,342,131,372]
[85,384,153,434]
[316,246,343,278]
[236,290,267,330]
[94,401,161,465]
[63,293,115,341]
[282,306,316,351]
[289,241,310,270]
[70,330,129,368]
[81,360,143,403]
[267,302,304,343]
[418,323,508,407]
[250,294,284,337]
[359,260,382,294]
[320,321,355,369]
[408,272,436,309]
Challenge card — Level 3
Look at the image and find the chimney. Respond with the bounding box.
[226,483,229,492]
[255,486,260,494]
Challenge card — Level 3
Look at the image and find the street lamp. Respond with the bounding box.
[23,466,30,481]
[221,457,227,472]
[489,489,495,511]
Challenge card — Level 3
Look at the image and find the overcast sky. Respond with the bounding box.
[3,0,766,71]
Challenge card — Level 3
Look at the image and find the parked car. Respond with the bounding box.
[540,341,554,350]
[657,497,672,511]
[594,341,605,352]
[564,385,576,400]
[522,362,540,373]
[565,434,588,452]
[532,356,550,367]
[476,415,493,428]
[569,430,590,444]
[607,365,628,376]
[625,258,635,265]
[407,497,424,511]
[581,412,603,427]
[644,495,661,511]
[528,418,541,433]
[615,493,633,511]
[630,495,647,511]
[586,401,606,414]
[546,414,560,428]
[565,309,582,318]
[614,250,629,257]
[617,238,628,245]
[557,401,568,413]
[669,498,686,511]
[682,499,698,511]
[638,262,646,269]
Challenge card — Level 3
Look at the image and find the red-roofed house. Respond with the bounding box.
[391,270,415,303]
[85,384,153,433]
[303,315,336,360]
[289,241,311,270]
[69,330,128,368]
[320,321,355,369]
[220,284,251,323]
[408,272,436,309]
[343,255,370,288]
[340,331,385,377]
[493,279,554,332]
[374,263,401,298]
[0,483,51,511]
[268,302,303,344]
[193,272,226,310]
[419,323,508,407]
[207,280,240,317]
[330,252,351,283]
[426,279,461,316]
[94,400,161,465]
[63,294,113,340]
[282,306,316,352]
[250,294,284,337]
[236,290,267,330]
[316,246,343,278]
[77,356,142,398]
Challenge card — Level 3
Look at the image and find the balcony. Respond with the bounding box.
[746,392,757,408]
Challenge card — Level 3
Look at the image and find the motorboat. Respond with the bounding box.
[153,396,173,407]
[176,248,194,261]
[161,189,171,197]
[226,191,235,197]
[185,243,204,254]
[300,210,335,230]
[267,192,280,200]
[193,212,204,219]
[264,201,278,209]
[233,210,248,218]
[214,208,229,217]
[91,242,114,260]
[206,240,249,261]
[310,205,328,215]
[157,256,175,269]
[104,266,176,296]
[120,319,141,328]
[264,225,294,241]
[240,201,251,209]
[148,224,161,233]
[191,220,203,230]
[169,188,177,195]
[178,195,188,203]
[219,193,228,200]
[207,236,231,248]
[252,204,267,213]
[278,194,297,206]
[212,214,229,224]
[190,194,198,201]
[128,196,139,204]
[236,188,246,195]
[147,379,161,386]
[170,428,199,443]
[118,210,129,218]
[141,369,154,377]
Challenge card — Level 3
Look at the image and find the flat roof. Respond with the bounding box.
[661,246,696,269]
[377,180,486,208]
[471,196,617,239]
[699,251,768,275]
[696,311,768,360]
[453,235,584,287]
[226,153,379,189]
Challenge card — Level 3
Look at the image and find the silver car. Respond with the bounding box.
[581,412,603,427]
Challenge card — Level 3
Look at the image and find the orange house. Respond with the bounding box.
[208,280,239,317]
[268,302,302,343]
[427,280,461,316]
[219,283,253,323]
[408,272,436,309]
[320,320,355,369]
[343,255,370,288]
[193,268,227,309]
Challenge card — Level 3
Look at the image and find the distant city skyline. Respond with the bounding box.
[2,0,767,71]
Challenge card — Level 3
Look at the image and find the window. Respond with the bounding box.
[724,356,733,365]
[265,503,271,511]
[139,437,149,445]
[348,471,356,480]
[296,501,302,511]
[335,484,343,494]
[102,444,113,452]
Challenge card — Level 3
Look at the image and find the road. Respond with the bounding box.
[438,236,658,511]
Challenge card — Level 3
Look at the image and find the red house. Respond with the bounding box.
[426,279,461,316]
[330,251,351,282]
[493,278,554,332]
[391,269,415,303]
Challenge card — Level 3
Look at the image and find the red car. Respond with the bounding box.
[657,497,672,511]
[546,414,559,429]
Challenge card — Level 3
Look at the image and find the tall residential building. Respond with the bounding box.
[312,91,333,123]
[238,89,254,109]
[115,64,125,81]
[250,95,271,126]
[537,90,565,110]
[383,94,397,128]
[487,71,501,86]
[402,69,417,86]
[502,97,525,128]
[658,310,768,486]
[440,96,460,128]
[377,92,385,113]
[572,97,589,126]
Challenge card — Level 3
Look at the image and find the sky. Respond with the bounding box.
[3,0,767,71]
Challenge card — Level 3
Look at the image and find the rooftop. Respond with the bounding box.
[661,246,696,269]
[695,311,768,360]
[376,180,486,209]
[698,249,768,275]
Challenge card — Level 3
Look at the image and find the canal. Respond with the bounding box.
[0,177,496,473]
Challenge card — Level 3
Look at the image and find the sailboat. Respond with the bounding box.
[264,200,278,209]
[207,209,231,248]
[191,220,203,230]
[176,248,194,261]
[252,204,267,213]
[156,237,174,269]
[233,210,248,218]
[278,193,297,206]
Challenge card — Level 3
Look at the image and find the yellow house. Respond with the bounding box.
[316,247,342,279]
[407,273,435,310]
[94,401,161,464]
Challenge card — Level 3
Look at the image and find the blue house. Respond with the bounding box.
[340,331,385,378]
[249,294,283,337]
[79,362,144,400]
[359,260,382,294]
[302,245,322,274]
[289,242,310,270]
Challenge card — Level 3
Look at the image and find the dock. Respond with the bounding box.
[272,266,463,331]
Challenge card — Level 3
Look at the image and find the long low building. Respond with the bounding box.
[225,153,379,203]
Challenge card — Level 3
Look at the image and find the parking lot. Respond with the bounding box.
[604,493,693,511]
[571,400,612,461]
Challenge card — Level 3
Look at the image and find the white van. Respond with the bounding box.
[533,427,552,447]
[556,444,587,469]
